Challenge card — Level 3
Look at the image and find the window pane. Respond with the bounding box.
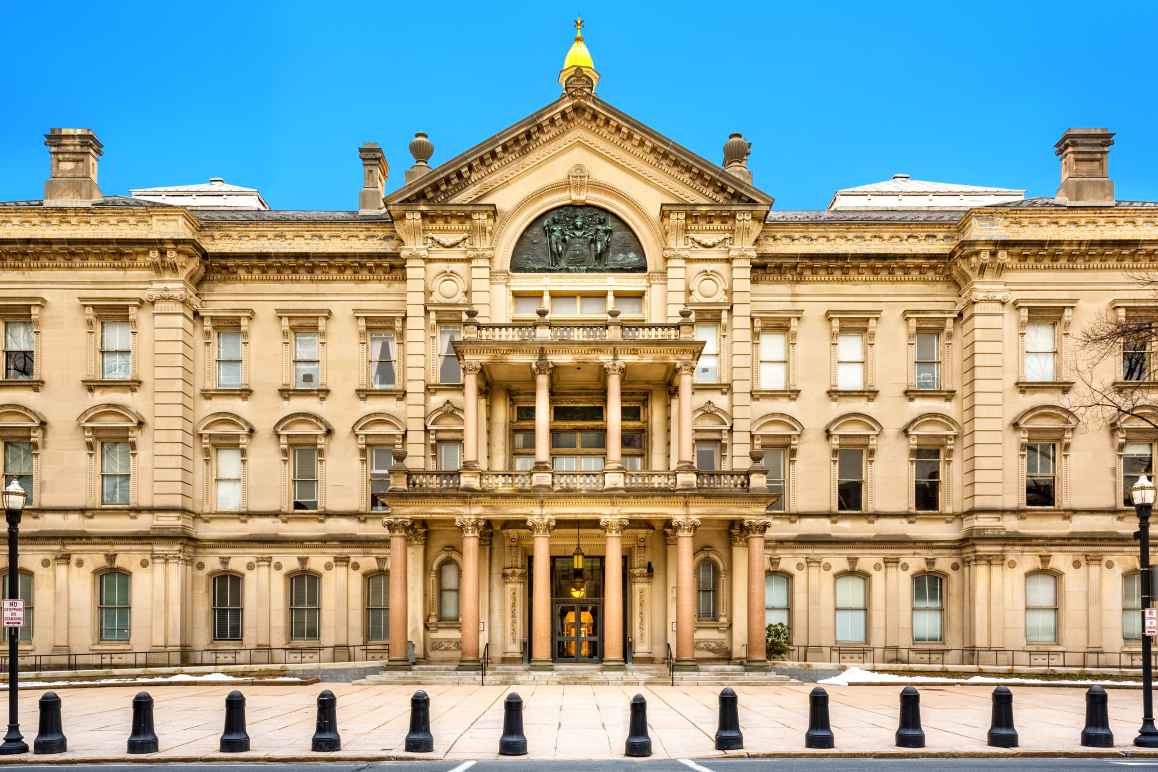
[835,610,866,643]
[838,448,863,480]
[4,442,32,475]
[102,321,130,350]
[513,430,535,450]
[1025,323,1055,352]
[552,295,579,315]
[913,609,943,642]
[370,446,393,473]
[914,362,939,390]
[915,333,939,362]
[580,296,606,314]
[835,575,865,608]
[216,447,241,478]
[766,574,789,608]
[621,431,644,450]
[217,360,242,388]
[695,442,719,471]
[4,321,33,350]
[836,362,864,390]
[513,296,540,315]
[696,354,719,383]
[370,332,396,388]
[216,479,241,511]
[760,331,786,361]
[837,333,863,361]
[294,332,318,359]
[1026,609,1057,643]
[1026,573,1057,606]
[102,351,132,379]
[294,447,317,477]
[695,324,719,354]
[437,442,461,471]
[616,296,643,315]
[759,362,787,390]
[553,405,603,422]
[1024,352,1055,382]
[218,331,242,359]
[439,322,461,383]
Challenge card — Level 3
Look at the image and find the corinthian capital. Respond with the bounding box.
[599,516,629,536]
[676,361,696,376]
[743,518,772,538]
[463,361,483,375]
[532,359,554,377]
[455,516,486,537]
[382,517,413,536]
[670,516,701,536]
[526,516,556,537]
[603,360,626,377]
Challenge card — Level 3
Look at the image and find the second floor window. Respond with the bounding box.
[836,333,865,390]
[765,447,786,511]
[758,331,787,390]
[293,332,320,388]
[436,441,461,472]
[438,325,461,384]
[370,332,397,388]
[100,320,132,380]
[214,448,241,511]
[694,323,720,383]
[914,448,941,511]
[3,321,33,380]
[837,448,864,511]
[101,441,130,506]
[1124,334,1152,381]
[1124,442,1154,507]
[914,332,940,390]
[1025,442,1056,508]
[292,447,318,510]
[1024,322,1056,382]
[370,446,391,511]
[216,331,243,388]
[3,441,32,506]
[695,440,721,472]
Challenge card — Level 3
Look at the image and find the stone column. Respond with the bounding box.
[528,516,555,669]
[490,385,509,470]
[384,517,412,669]
[745,519,771,670]
[150,555,167,649]
[601,517,628,669]
[729,527,748,662]
[166,554,187,650]
[989,556,1005,649]
[408,525,427,658]
[675,362,696,489]
[52,553,70,654]
[256,556,272,648]
[604,362,625,489]
[456,516,484,670]
[461,362,482,489]
[672,516,701,669]
[806,558,822,655]
[532,359,553,488]
[1086,555,1103,650]
[333,556,350,648]
[884,557,900,652]
[970,556,990,650]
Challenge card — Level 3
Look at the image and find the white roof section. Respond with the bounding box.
[828,173,1024,210]
[130,177,269,210]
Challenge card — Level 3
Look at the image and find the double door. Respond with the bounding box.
[554,602,601,661]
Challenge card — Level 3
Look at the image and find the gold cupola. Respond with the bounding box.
[559,17,599,93]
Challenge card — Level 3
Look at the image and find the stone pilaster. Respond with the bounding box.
[960,288,1009,518]
[146,286,198,520]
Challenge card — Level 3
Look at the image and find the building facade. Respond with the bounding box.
[1,27,1156,672]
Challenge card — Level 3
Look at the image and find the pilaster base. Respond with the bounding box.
[601,659,625,671]
[672,659,699,672]
[532,471,553,489]
[675,470,697,490]
[456,658,481,672]
[529,659,554,671]
[384,659,412,671]
[744,659,770,672]
[460,469,481,490]
[603,470,625,490]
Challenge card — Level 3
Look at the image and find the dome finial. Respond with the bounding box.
[560,17,598,94]
[575,16,583,39]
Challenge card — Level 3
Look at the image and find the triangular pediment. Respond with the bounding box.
[385,93,773,207]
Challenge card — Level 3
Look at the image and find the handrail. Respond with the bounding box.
[0,644,390,675]
[666,641,674,686]
[481,642,490,686]
[785,644,1158,671]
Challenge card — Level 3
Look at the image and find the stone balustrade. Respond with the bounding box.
[695,472,750,490]
[407,472,462,490]
[469,322,682,342]
[481,472,533,490]
[624,471,677,488]
[404,469,761,492]
[551,472,603,490]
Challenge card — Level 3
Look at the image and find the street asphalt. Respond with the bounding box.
[4,759,1158,771]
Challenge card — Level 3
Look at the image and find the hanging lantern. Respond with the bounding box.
[569,520,586,598]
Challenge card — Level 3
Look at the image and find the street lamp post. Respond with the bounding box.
[1134,473,1158,748]
[0,480,26,755]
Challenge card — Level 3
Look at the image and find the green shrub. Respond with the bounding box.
[765,622,790,659]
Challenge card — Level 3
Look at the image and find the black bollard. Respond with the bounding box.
[498,692,527,756]
[126,692,159,754]
[804,686,835,749]
[33,692,66,755]
[1081,685,1114,748]
[987,686,1018,748]
[714,687,743,751]
[219,690,250,753]
[404,690,434,753]
[895,686,925,749]
[625,694,652,757]
[311,690,341,752]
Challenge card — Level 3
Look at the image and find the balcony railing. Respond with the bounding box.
[552,472,603,490]
[403,469,765,493]
[481,472,533,490]
[408,472,461,490]
[469,321,685,342]
[625,471,677,488]
[695,472,750,490]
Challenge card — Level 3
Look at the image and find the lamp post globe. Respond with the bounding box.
[1133,473,1158,748]
[0,480,26,755]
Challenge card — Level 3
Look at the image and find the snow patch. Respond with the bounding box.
[818,666,1140,688]
[1,672,307,690]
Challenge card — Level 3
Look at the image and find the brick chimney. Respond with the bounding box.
[358,142,388,214]
[1054,128,1115,206]
[44,128,103,205]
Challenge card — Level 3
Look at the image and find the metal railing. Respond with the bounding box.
[0,644,390,675]
[481,642,490,686]
[782,644,1156,671]
[666,642,675,686]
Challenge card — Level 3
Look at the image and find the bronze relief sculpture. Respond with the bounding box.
[511,205,645,273]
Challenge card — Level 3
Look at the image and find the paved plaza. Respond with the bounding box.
[0,682,1155,763]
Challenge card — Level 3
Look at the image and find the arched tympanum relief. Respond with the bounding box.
[510,204,645,273]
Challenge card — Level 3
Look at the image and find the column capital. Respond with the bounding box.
[333,555,351,566]
[455,516,486,537]
[382,516,413,536]
[603,360,626,377]
[1084,554,1105,566]
[532,359,554,376]
[676,361,696,376]
[742,518,772,538]
[256,556,273,566]
[463,360,483,375]
[526,516,556,536]
[409,522,428,545]
[599,516,629,536]
[883,556,900,566]
[670,516,701,536]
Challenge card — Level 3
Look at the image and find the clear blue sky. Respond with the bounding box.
[3,1,1156,210]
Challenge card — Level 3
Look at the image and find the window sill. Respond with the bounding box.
[827,388,878,402]
[208,639,245,648]
[356,387,405,400]
[1114,381,1158,392]
[278,387,330,401]
[0,378,43,392]
[427,383,463,392]
[752,388,801,400]
[693,382,732,394]
[1024,643,1064,650]
[904,388,955,402]
[286,640,323,648]
[201,387,253,400]
[1015,380,1074,394]
[90,642,132,652]
[426,620,462,632]
[82,378,141,393]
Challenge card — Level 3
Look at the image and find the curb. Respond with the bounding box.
[1,677,319,692]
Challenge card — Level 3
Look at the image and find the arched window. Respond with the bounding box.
[1026,572,1058,643]
[98,571,131,642]
[697,559,720,621]
[1124,572,1142,640]
[835,574,867,643]
[366,573,389,642]
[765,573,790,633]
[438,561,460,622]
[289,574,321,641]
[212,574,243,641]
[0,571,32,642]
[912,574,944,643]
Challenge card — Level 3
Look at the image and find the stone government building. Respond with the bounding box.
[1,23,1156,673]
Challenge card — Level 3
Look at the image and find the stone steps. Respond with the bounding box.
[354,663,793,686]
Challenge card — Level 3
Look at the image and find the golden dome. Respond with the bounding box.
[563,17,595,71]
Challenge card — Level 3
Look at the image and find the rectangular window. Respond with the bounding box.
[513,456,535,472]
[695,440,721,471]
[758,331,787,390]
[216,331,243,388]
[513,295,540,316]
[914,448,941,512]
[3,441,33,506]
[912,574,944,642]
[1124,334,1151,382]
[289,574,320,641]
[837,448,864,512]
[293,332,320,388]
[836,333,865,390]
[553,405,604,422]
[1025,573,1058,643]
[1024,322,1057,382]
[697,560,717,620]
[436,441,461,472]
[369,332,397,388]
[370,446,391,511]
[1124,572,1142,640]
[580,295,607,315]
[100,320,132,380]
[3,321,34,380]
[99,572,131,642]
[212,574,243,641]
[765,573,790,631]
[439,561,459,621]
[292,447,318,510]
[1124,442,1153,507]
[835,575,867,643]
[214,447,242,512]
[694,323,720,383]
[551,295,579,315]
[100,441,130,506]
[765,447,786,511]
[1025,442,1056,508]
[914,332,940,390]
[553,455,604,472]
[365,573,389,642]
[615,295,643,315]
[438,325,461,384]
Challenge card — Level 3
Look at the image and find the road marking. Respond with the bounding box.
[1107,763,1158,767]
[447,761,477,772]
[678,759,715,772]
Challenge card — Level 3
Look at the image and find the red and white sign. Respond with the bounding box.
[2,599,23,628]
[1144,607,1158,637]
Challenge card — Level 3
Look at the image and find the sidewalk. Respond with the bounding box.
[1,681,1156,762]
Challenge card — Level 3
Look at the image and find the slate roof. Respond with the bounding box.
[765,209,967,223]
[189,208,390,222]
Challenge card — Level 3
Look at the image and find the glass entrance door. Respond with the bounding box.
[554,603,601,661]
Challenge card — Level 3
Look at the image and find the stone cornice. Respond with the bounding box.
[198,222,401,254]
[204,255,405,282]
